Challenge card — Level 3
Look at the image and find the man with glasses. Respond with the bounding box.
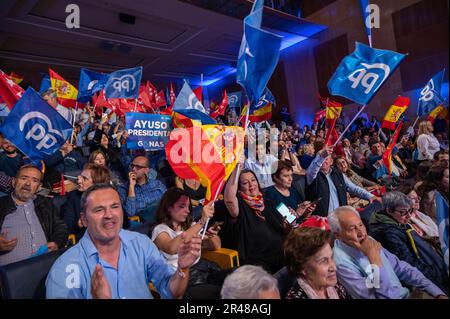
[369,191,448,295]
[118,155,166,220]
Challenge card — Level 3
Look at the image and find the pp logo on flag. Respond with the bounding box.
[19,112,65,150]
[110,74,137,94]
[419,80,437,102]
[348,63,390,95]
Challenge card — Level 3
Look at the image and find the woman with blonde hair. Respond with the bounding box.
[417,121,440,161]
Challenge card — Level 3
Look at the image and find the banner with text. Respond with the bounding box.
[126,113,172,150]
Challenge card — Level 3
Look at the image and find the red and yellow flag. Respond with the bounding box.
[172,111,201,128]
[382,121,403,175]
[428,104,448,124]
[166,125,244,202]
[210,90,228,119]
[49,69,78,107]
[239,102,272,125]
[381,96,410,130]
[324,103,342,146]
[9,72,23,84]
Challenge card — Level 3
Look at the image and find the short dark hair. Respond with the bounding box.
[80,183,119,214]
[368,137,379,148]
[272,160,293,183]
[434,150,449,161]
[284,227,332,278]
[16,164,43,182]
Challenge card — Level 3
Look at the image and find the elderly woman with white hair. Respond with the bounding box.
[220,265,280,299]
[328,205,447,299]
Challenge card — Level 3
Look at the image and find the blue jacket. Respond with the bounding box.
[369,211,448,294]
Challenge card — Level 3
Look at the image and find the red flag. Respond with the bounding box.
[170,83,176,106]
[138,85,153,112]
[317,93,342,108]
[60,174,66,196]
[9,72,23,84]
[155,90,167,108]
[313,109,326,124]
[382,121,403,175]
[146,81,157,108]
[0,69,24,110]
[193,86,202,103]
[160,106,173,115]
[210,90,228,119]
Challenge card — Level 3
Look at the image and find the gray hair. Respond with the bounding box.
[220,265,279,299]
[382,191,412,211]
[328,206,360,234]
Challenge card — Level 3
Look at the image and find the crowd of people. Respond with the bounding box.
[0,87,448,300]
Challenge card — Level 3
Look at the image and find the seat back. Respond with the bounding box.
[0,249,66,299]
[273,266,296,299]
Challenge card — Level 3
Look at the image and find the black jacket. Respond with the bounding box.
[305,168,347,217]
[0,195,69,249]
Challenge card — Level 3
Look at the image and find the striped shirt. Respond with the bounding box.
[0,199,47,266]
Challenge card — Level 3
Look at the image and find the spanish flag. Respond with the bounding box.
[172,111,201,128]
[239,102,272,125]
[428,104,448,124]
[166,125,244,202]
[49,69,78,107]
[382,121,403,175]
[381,96,409,130]
[324,103,342,146]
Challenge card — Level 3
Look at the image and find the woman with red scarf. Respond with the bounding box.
[224,163,292,274]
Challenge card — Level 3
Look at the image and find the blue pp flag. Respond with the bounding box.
[417,69,446,117]
[77,68,109,102]
[328,42,406,105]
[435,191,449,270]
[0,88,73,165]
[104,66,142,99]
[39,74,51,94]
[237,0,282,110]
[172,81,216,124]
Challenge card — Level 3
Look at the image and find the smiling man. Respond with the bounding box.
[46,183,201,299]
[0,164,68,266]
[328,205,448,299]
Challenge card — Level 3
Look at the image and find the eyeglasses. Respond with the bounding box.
[393,208,413,216]
[408,196,421,202]
[130,163,148,170]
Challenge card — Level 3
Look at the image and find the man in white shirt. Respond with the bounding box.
[41,89,74,124]
[245,143,278,189]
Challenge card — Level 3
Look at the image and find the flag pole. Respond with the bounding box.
[233,101,251,184]
[200,179,224,240]
[333,104,367,147]
[70,102,78,145]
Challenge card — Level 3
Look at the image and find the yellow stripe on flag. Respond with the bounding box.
[326,106,342,120]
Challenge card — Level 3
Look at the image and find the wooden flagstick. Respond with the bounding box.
[333,104,368,147]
